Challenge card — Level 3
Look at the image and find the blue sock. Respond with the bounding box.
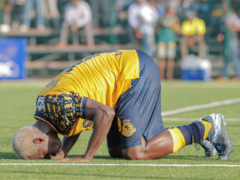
[177,122,205,145]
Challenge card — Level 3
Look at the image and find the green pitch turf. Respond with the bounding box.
[0,80,239,180]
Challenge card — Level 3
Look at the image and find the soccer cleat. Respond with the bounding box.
[196,118,217,157]
[200,113,234,160]
[198,140,218,157]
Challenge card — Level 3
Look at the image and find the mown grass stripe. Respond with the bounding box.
[0,163,239,167]
[163,118,240,121]
[162,98,240,117]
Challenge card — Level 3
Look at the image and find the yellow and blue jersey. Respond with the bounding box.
[34,50,140,137]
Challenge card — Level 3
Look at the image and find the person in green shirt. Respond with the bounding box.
[157,2,180,80]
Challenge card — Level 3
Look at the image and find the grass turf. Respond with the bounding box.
[0,80,239,180]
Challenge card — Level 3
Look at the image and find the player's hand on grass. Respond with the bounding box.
[49,150,65,159]
[58,156,91,162]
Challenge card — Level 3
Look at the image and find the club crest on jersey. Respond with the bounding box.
[82,119,93,128]
[122,119,136,137]
[37,97,45,110]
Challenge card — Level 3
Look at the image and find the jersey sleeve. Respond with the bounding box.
[34,92,88,135]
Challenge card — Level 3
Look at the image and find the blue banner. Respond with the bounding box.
[0,38,27,80]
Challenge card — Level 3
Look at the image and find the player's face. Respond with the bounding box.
[46,134,63,157]
[27,145,48,159]
[28,134,62,159]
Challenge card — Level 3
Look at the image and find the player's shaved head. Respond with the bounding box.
[12,126,42,159]
[12,120,63,160]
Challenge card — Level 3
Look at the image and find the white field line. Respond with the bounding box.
[161,98,240,117]
[0,163,240,167]
[163,118,240,121]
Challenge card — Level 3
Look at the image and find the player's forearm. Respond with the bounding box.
[61,133,80,157]
[83,108,115,160]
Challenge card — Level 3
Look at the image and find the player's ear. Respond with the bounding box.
[33,138,43,144]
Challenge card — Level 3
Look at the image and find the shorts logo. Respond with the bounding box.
[37,97,45,110]
[117,118,121,132]
[122,119,136,137]
[82,119,93,128]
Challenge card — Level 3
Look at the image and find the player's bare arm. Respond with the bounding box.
[59,98,115,162]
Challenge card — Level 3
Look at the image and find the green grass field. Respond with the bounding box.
[0,80,240,180]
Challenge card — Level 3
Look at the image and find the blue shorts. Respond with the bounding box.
[107,50,166,149]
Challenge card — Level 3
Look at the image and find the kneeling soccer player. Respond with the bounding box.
[12,50,233,161]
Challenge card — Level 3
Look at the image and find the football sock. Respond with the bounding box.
[201,120,212,140]
[168,120,212,153]
[167,128,185,153]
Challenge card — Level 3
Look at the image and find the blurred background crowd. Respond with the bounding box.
[0,0,239,81]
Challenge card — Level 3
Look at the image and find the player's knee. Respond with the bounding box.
[108,148,116,158]
[108,146,123,158]
[122,148,144,160]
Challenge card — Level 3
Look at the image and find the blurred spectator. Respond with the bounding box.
[114,0,135,30]
[2,0,12,26]
[149,0,166,18]
[127,0,143,43]
[155,0,166,18]
[192,0,210,24]
[1,0,13,32]
[209,0,225,39]
[89,0,110,28]
[176,0,187,23]
[57,0,94,48]
[182,0,195,10]
[115,0,135,12]
[20,0,45,32]
[128,0,158,57]
[180,10,207,59]
[1,0,25,31]
[221,10,240,80]
[43,0,60,28]
[157,2,181,80]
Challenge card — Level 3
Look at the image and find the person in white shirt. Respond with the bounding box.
[128,0,158,57]
[57,0,94,48]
